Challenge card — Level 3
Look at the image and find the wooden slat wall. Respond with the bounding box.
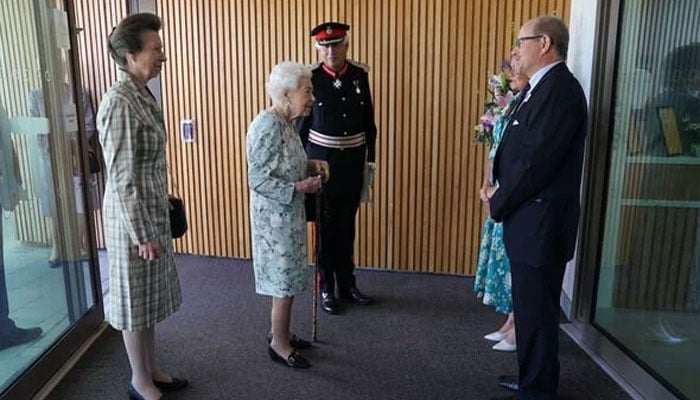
[156,0,570,275]
[0,0,51,245]
[73,0,129,248]
[0,1,38,117]
[0,0,127,247]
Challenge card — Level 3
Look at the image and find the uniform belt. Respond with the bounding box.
[309,129,365,149]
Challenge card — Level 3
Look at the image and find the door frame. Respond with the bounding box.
[1,1,104,398]
[567,0,691,399]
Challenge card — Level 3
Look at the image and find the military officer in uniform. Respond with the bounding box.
[296,22,377,315]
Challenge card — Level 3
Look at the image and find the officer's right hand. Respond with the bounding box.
[295,176,322,194]
[308,159,330,182]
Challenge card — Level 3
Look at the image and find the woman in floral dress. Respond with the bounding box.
[474,65,529,352]
[247,62,329,368]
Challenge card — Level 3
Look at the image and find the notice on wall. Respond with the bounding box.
[181,119,195,143]
[52,9,71,50]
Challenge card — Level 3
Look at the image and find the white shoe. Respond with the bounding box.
[484,331,507,342]
[492,339,517,352]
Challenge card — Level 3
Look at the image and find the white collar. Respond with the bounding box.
[524,60,564,101]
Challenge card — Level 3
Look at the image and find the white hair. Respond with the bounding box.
[314,35,349,51]
[266,62,312,105]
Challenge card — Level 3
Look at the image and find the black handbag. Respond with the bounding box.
[87,134,103,173]
[169,196,187,238]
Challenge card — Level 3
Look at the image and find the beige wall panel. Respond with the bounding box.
[72,0,129,249]
[0,0,49,245]
[152,0,570,274]
[2,0,128,247]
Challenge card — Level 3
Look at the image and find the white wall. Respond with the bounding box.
[561,0,600,317]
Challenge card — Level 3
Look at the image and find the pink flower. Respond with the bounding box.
[473,63,513,146]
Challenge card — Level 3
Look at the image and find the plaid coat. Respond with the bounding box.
[97,70,181,331]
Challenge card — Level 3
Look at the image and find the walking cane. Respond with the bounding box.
[312,173,324,342]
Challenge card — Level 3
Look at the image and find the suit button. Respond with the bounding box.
[342,97,346,101]
[342,113,347,117]
[344,131,348,135]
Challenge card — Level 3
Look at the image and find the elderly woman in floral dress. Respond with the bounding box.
[247,61,329,369]
[474,56,529,352]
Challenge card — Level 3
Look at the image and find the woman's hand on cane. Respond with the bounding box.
[295,176,322,193]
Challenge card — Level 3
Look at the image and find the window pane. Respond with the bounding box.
[0,0,98,392]
[595,0,700,398]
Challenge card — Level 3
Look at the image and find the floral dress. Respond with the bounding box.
[247,110,311,297]
[473,97,519,314]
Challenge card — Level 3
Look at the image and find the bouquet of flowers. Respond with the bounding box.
[474,62,515,147]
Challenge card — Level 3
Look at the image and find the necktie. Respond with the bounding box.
[500,83,531,143]
[510,83,531,116]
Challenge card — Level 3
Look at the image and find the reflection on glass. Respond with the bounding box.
[0,0,98,393]
[595,0,700,398]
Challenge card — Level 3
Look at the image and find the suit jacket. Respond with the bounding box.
[490,62,588,267]
[296,61,377,195]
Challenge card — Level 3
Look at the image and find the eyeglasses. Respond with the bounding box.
[516,35,543,48]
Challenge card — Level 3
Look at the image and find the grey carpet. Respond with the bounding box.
[47,255,630,400]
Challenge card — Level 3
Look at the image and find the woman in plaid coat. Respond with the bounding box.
[98,13,186,400]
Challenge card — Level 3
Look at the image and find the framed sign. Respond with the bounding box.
[656,107,683,155]
[180,119,195,143]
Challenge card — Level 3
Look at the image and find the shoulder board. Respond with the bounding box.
[348,59,370,73]
[309,62,322,70]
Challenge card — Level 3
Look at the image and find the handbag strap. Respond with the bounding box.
[167,166,181,197]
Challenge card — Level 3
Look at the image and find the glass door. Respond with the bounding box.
[0,1,103,398]
[593,0,700,398]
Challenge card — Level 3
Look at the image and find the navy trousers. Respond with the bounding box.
[511,261,567,400]
[317,191,361,293]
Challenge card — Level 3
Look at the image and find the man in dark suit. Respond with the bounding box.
[296,22,377,315]
[486,16,588,400]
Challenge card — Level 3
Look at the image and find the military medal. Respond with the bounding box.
[322,63,348,90]
[353,80,361,94]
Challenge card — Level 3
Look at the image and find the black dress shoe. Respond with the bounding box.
[289,334,312,349]
[498,375,519,392]
[0,324,43,351]
[127,384,164,400]
[320,292,340,314]
[153,376,188,392]
[338,287,373,305]
[268,346,311,368]
[266,333,312,349]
